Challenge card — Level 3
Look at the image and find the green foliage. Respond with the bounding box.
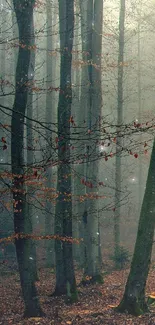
[110,246,130,269]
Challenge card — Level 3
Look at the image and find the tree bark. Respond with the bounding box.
[114,0,126,268]
[26,7,38,282]
[137,5,142,214]
[78,0,90,268]
[116,138,155,315]
[71,3,83,264]
[0,6,6,160]
[11,0,43,317]
[45,0,55,268]
[81,0,103,283]
[54,0,77,302]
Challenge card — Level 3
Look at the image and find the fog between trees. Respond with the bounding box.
[0,0,155,320]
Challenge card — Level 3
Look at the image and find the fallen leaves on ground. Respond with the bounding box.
[0,267,155,324]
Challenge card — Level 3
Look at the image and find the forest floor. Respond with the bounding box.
[1,266,155,325]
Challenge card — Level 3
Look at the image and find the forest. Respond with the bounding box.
[1,0,155,324]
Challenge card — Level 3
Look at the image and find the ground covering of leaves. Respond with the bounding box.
[1,266,155,325]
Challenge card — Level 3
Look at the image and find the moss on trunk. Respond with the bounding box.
[53,278,78,303]
[116,294,148,316]
[147,295,155,305]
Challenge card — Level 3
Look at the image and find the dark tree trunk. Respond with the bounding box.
[54,0,77,302]
[26,6,38,282]
[11,0,43,317]
[116,139,155,315]
[80,0,103,283]
[72,6,81,265]
[114,0,126,268]
[78,0,89,268]
[45,0,55,268]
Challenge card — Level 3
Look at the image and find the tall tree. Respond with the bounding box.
[11,0,43,317]
[54,0,77,301]
[0,1,6,162]
[116,138,155,315]
[44,0,55,268]
[0,2,6,108]
[78,0,90,268]
[114,0,126,268]
[26,9,38,281]
[71,4,81,263]
[137,2,142,214]
[81,0,103,283]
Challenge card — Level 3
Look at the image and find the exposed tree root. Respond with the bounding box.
[115,296,148,316]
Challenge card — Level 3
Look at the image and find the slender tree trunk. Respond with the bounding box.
[26,12,38,282]
[82,0,103,283]
[11,0,43,317]
[92,0,103,273]
[54,0,77,302]
[138,5,142,214]
[114,0,125,269]
[11,4,19,72]
[45,0,55,268]
[26,95,39,282]
[0,5,6,161]
[116,138,155,315]
[78,0,90,268]
[71,3,81,264]
[0,9,5,108]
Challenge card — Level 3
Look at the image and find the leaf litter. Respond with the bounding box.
[0,267,155,324]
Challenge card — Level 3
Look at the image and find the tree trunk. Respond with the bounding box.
[45,0,55,268]
[54,0,77,302]
[116,138,155,315]
[11,0,43,317]
[78,0,90,268]
[137,5,143,214]
[82,0,103,283]
[114,0,125,269]
[0,6,6,160]
[71,3,82,264]
[26,10,38,282]
[92,0,103,275]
